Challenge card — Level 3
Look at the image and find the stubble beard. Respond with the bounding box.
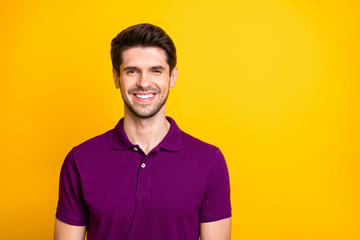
[122,87,170,119]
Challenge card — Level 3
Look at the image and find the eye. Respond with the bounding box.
[126,69,138,74]
[152,69,162,74]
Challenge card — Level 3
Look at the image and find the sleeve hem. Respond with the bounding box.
[200,209,232,223]
[56,212,88,226]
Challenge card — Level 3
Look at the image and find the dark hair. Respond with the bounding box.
[111,23,177,76]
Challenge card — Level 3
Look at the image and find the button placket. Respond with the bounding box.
[136,155,151,192]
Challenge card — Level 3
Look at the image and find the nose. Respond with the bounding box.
[136,72,151,89]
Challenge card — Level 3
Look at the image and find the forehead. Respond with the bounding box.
[121,47,168,69]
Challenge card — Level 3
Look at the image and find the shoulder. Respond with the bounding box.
[71,128,114,160]
[180,130,217,149]
[179,130,223,160]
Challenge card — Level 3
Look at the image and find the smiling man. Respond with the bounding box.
[55,23,231,240]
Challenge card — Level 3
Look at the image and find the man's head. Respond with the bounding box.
[110,23,177,77]
[111,24,178,119]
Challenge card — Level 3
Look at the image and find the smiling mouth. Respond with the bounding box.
[132,92,156,102]
[135,93,155,99]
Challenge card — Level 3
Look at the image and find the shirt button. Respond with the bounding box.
[141,163,146,168]
[133,147,138,151]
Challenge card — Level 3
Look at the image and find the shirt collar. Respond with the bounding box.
[113,116,181,152]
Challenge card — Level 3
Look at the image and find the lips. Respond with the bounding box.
[132,92,156,102]
[135,93,155,99]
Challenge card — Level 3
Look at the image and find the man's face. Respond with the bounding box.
[113,47,178,119]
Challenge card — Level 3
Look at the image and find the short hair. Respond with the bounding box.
[110,23,177,76]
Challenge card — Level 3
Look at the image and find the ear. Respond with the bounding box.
[170,67,178,88]
[112,68,120,89]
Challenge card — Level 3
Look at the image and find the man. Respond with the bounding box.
[55,23,231,240]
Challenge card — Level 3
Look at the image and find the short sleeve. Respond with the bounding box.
[56,148,88,226]
[199,148,232,223]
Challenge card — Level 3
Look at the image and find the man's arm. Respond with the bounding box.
[54,218,86,240]
[200,217,231,240]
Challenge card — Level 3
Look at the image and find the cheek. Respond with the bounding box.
[120,80,133,92]
[154,78,171,88]
[119,82,130,96]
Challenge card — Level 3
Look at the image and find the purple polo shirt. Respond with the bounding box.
[56,117,231,240]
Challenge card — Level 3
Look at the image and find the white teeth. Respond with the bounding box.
[136,94,154,99]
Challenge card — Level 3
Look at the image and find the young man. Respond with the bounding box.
[55,23,231,240]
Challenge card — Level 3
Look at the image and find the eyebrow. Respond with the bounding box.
[122,65,166,71]
[150,65,166,70]
[123,66,139,71]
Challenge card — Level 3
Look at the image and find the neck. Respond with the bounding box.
[123,107,170,155]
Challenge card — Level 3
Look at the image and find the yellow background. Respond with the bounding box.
[1,0,359,239]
